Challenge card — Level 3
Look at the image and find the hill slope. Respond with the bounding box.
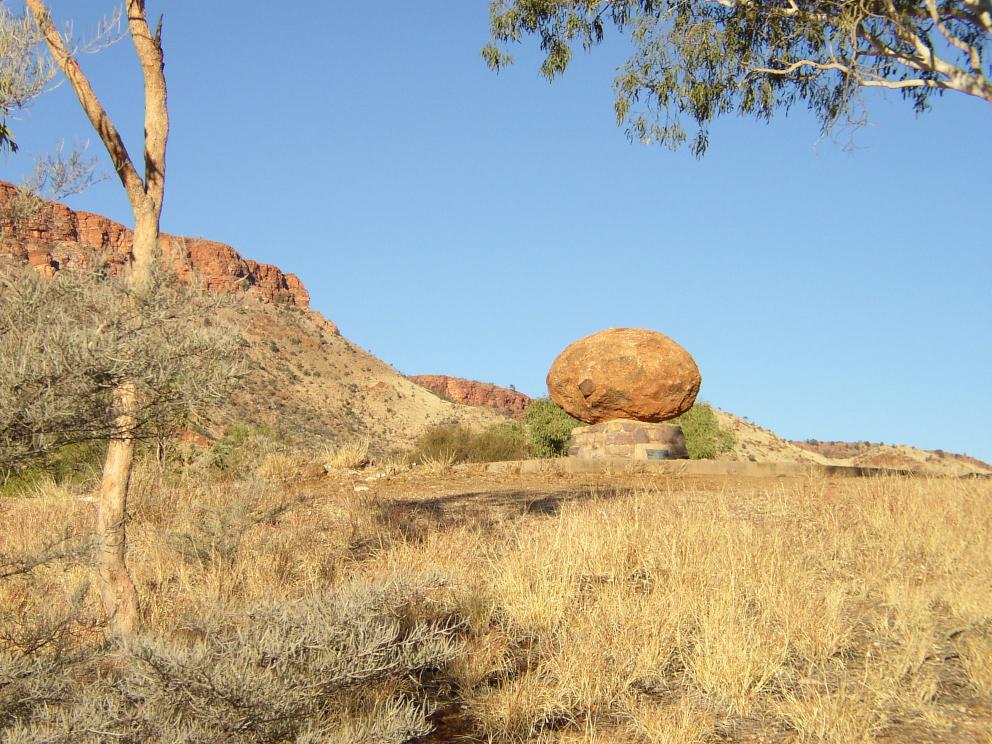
[710,409,991,476]
[227,302,500,448]
[0,183,500,451]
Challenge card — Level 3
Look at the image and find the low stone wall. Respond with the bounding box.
[569,419,689,460]
[465,458,917,478]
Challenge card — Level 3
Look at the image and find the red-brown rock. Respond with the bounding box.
[410,375,532,418]
[0,180,310,307]
[547,328,700,424]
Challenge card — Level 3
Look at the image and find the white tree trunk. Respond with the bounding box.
[96,383,140,636]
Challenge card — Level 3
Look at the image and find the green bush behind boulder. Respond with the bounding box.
[666,403,736,459]
[523,399,582,458]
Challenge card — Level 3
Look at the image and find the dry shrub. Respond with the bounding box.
[321,436,371,471]
[409,422,531,466]
[419,449,458,475]
[469,670,573,742]
[2,572,460,743]
[624,697,717,743]
[772,672,886,743]
[959,634,992,697]
[0,267,239,472]
[255,450,309,482]
[166,491,289,567]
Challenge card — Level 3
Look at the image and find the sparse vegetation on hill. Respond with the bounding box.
[793,438,992,473]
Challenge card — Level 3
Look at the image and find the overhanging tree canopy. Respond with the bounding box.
[484,0,992,154]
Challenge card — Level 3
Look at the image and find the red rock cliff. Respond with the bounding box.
[409,375,532,418]
[0,181,309,306]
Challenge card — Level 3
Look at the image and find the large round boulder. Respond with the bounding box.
[547,328,700,424]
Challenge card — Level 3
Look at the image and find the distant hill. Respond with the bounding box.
[710,409,991,477]
[409,375,532,417]
[788,437,992,476]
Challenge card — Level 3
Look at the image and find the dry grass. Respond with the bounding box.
[321,436,372,471]
[418,449,458,475]
[254,450,310,482]
[2,467,991,742]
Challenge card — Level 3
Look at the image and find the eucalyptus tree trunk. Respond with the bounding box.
[26,0,168,636]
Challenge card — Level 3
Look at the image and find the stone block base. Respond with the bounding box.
[568,419,689,460]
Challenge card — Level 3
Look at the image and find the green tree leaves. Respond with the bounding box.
[486,0,992,155]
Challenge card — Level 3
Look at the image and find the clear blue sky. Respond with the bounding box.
[4,2,991,461]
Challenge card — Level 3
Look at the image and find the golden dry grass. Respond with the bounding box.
[320,436,372,471]
[2,465,991,742]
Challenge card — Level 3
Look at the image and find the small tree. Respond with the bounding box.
[0,267,239,477]
[484,0,991,154]
[22,0,170,635]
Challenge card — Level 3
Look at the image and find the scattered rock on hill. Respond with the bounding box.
[547,328,700,424]
[409,375,532,417]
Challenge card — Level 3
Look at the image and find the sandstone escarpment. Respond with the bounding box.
[0,181,309,307]
[409,375,532,418]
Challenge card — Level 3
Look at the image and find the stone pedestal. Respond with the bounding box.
[568,419,689,460]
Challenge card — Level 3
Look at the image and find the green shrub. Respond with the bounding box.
[0,441,105,497]
[667,403,736,459]
[523,399,581,458]
[409,421,531,465]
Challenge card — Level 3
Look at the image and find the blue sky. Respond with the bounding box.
[4,2,991,461]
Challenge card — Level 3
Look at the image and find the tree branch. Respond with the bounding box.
[125,0,168,212]
[749,57,955,90]
[23,0,145,211]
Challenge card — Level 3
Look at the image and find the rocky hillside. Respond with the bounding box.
[409,375,533,417]
[0,183,500,451]
[218,304,500,450]
[0,181,311,307]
